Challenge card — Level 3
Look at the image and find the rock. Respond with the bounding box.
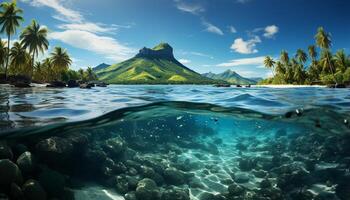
[233,172,250,183]
[67,80,79,88]
[16,151,35,173]
[13,82,31,88]
[22,179,46,200]
[79,83,91,89]
[36,137,74,166]
[38,168,65,197]
[163,167,186,185]
[0,142,13,160]
[161,188,190,200]
[199,192,216,200]
[214,84,231,87]
[125,191,137,200]
[0,159,23,187]
[10,183,24,200]
[259,179,272,189]
[102,137,126,156]
[135,178,160,200]
[12,144,28,158]
[228,183,245,195]
[252,170,267,178]
[238,157,257,171]
[84,148,107,163]
[46,81,66,88]
[96,82,107,87]
[115,175,130,194]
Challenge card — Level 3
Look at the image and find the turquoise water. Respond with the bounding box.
[0,85,350,200]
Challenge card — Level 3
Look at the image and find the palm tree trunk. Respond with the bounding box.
[326,52,336,84]
[5,34,10,80]
[31,51,35,81]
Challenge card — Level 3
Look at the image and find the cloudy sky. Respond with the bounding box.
[4,0,350,77]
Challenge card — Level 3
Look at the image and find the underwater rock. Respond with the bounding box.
[259,179,272,189]
[233,172,250,183]
[114,175,130,194]
[16,151,35,174]
[12,144,28,159]
[125,191,137,200]
[161,188,190,200]
[0,159,23,187]
[38,168,65,198]
[252,169,267,178]
[22,179,47,200]
[10,182,24,200]
[102,137,126,156]
[0,142,13,160]
[135,178,160,200]
[112,162,128,174]
[84,148,107,163]
[163,167,186,185]
[199,192,220,200]
[36,137,74,166]
[238,157,257,171]
[228,183,245,196]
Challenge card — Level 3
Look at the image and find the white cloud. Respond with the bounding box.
[216,56,265,67]
[22,0,135,62]
[57,23,117,34]
[49,30,135,62]
[178,59,191,64]
[202,20,224,36]
[21,0,83,22]
[228,26,237,33]
[174,0,205,15]
[230,36,261,54]
[263,25,279,38]
[178,50,214,59]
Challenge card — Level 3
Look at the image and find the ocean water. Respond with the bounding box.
[0,85,350,200]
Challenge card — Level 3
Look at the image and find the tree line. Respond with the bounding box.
[263,27,350,85]
[0,0,97,83]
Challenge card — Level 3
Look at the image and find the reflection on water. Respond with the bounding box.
[0,102,349,200]
[1,85,350,131]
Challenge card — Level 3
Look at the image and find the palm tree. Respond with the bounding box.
[0,39,7,71]
[86,67,97,81]
[50,47,72,79]
[20,20,49,78]
[280,50,290,66]
[9,41,30,75]
[275,61,285,74]
[296,49,308,65]
[319,50,334,74]
[78,68,85,80]
[264,56,275,76]
[308,45,317,62]
[333,49,348,72]
[315,27,335,78]
[0,0,23,79]
[42,58,53,82]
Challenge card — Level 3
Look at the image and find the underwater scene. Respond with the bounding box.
[0,86,350,200]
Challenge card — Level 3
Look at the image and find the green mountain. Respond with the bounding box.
[202,70,257,85]
[93,63,110,71]
[95,43,217,84]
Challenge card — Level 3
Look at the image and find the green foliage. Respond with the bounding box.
[0,0,24,78]
[260,27,349,85]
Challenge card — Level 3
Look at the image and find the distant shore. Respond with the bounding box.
[255,84,326,88]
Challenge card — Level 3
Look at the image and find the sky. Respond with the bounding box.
[2,0,350,78]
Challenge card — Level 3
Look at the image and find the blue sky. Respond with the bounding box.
[3,0,350,77]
